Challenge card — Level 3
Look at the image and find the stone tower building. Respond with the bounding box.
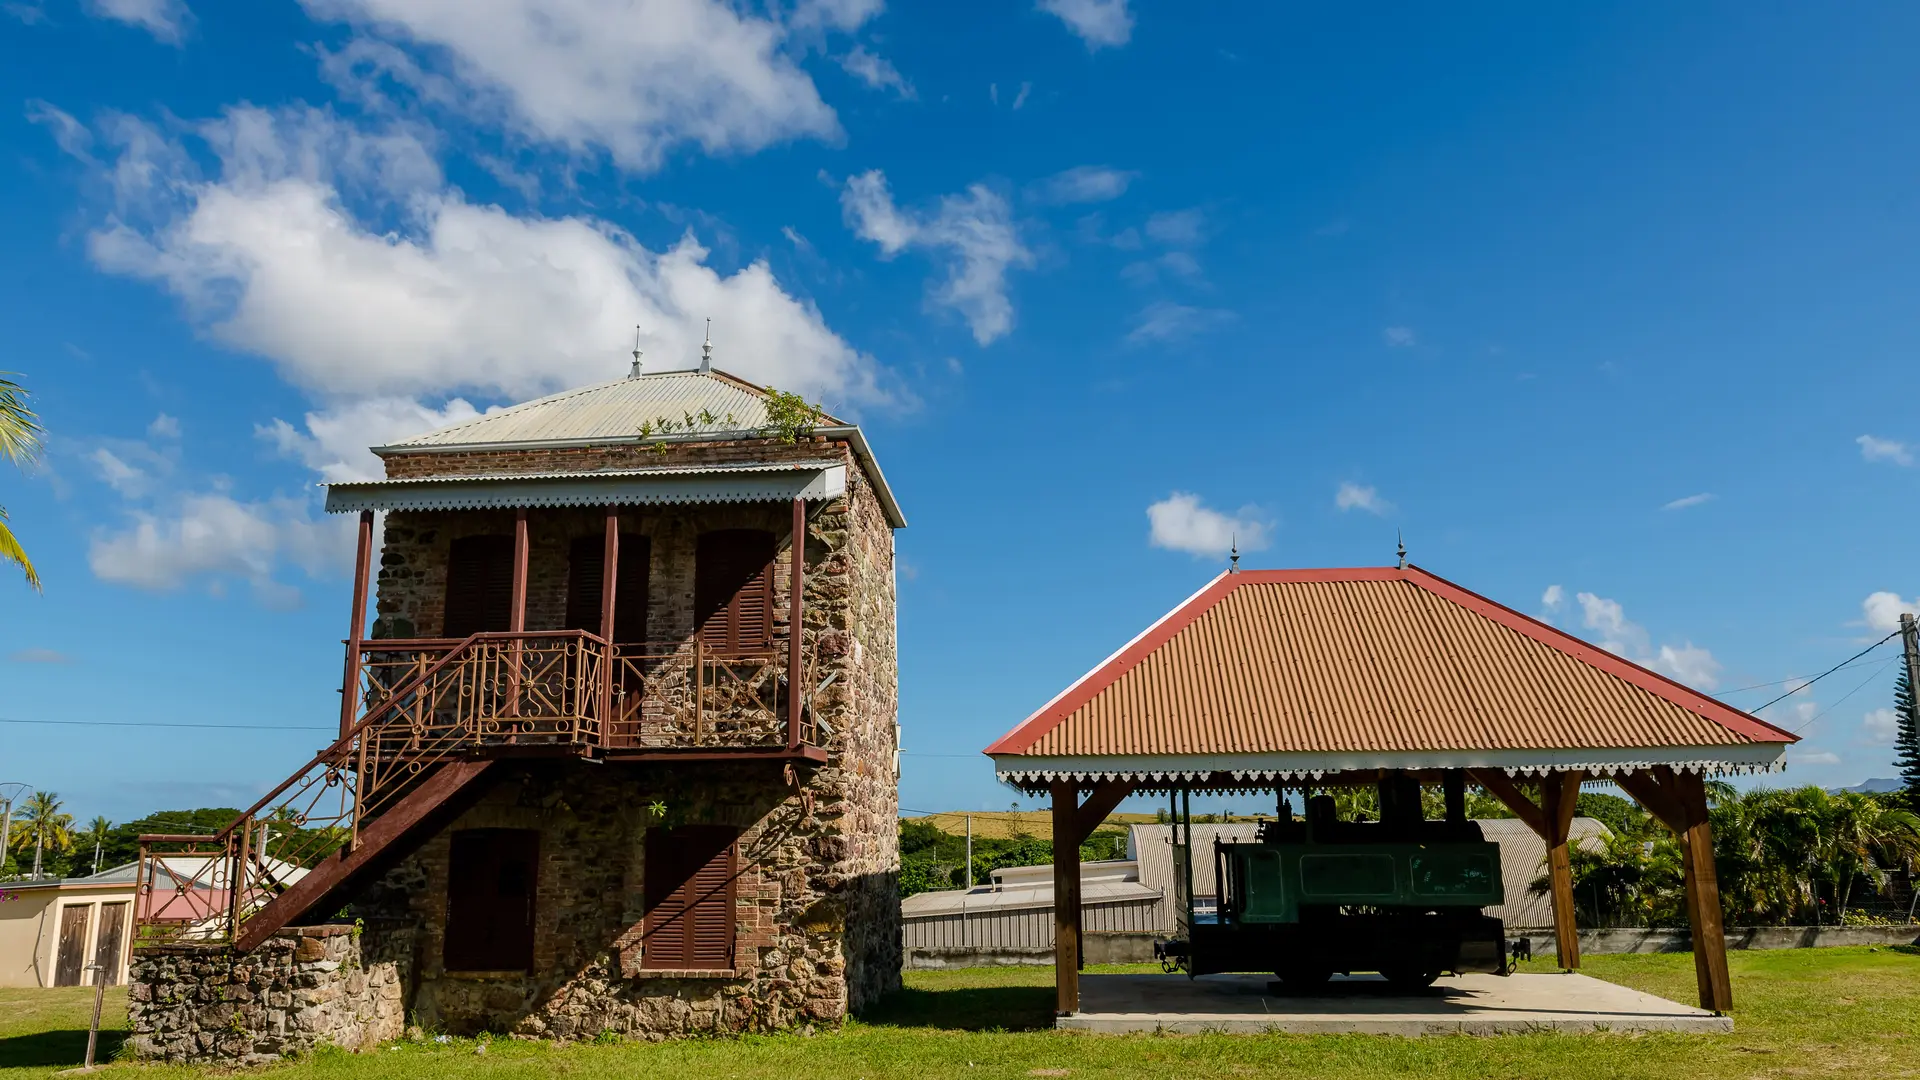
[129,364,905,1059]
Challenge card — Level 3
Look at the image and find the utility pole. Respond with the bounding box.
[1902,614,1920,715]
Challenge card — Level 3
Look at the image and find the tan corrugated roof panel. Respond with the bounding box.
[990,567,1794,763]
[379,369,801,449]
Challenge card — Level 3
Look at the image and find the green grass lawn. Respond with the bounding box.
[4,948,1915,1079]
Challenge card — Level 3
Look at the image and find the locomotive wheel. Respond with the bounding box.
[1379,966,1442,992]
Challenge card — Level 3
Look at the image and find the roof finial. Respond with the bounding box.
[699,317,713,373]
[1396,530,1407,570]
[1230,535,1240,574]
[629,325,644,379]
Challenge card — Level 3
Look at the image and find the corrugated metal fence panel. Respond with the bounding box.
[902,896,1163,950]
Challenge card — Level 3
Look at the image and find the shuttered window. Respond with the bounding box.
[444,828,538,972]
[641,826,737,970]
[695,530,776,655]
[443,535,515,638]
[564,534,651,643]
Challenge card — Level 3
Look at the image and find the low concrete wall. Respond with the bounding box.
[1503,926,1920,954]
[129,925,404,1065]
[904,932,1157,970]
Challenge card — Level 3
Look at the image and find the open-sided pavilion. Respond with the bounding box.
[984,566,1797,1016]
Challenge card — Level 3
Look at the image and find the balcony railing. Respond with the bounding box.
[135,629,814,947]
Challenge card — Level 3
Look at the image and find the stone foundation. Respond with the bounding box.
[128,925,402,1065]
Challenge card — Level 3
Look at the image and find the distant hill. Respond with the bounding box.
[1829,778,1902,794]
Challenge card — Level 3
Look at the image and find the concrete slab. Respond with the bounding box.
[1058,972,1732,1035]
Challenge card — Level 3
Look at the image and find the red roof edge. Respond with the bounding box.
[983,565,1796,758]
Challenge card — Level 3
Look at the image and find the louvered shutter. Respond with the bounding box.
[443,535,514,637]
[641,826,737,970]
[445,829,538,972]
[565,534,651,643]
[695,530,776,655]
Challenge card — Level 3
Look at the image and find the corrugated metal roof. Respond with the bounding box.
[322,462,845,513]
[370,367,905,528]
[1477,817,1611,929]
[902,870,1163,918]
[989,567,1795,763]
[380,370,812,449]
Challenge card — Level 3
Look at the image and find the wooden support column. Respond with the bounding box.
[507,508,529,718]
[1540,771,1583,970]
[788,497,805,751]
[1468,768,1581,967]
[1048,779,1136,1016]
[338,510,375,740]
[599,509,619,733]
[1614,767,1733,1012]
[1050,782,1081,1018]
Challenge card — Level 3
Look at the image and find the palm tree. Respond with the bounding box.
[9,792,73,879]
[0,372,43,590]
[81,816,113,876]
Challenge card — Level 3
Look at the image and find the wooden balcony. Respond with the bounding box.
[135,629,820,951]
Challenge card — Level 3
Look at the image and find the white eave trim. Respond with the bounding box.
[989,743,1790,787]
[324,463,847,514]
[366,424,905,528]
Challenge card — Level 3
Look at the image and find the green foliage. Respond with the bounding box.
[896,822,1133,898]
[0,371,43,590]
[1574,792,1655,840]
[760,388,826,444]
[1895,664,1920,809]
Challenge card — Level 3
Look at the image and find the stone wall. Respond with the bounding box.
[128,926,402,1065]
[350,760,887,1038]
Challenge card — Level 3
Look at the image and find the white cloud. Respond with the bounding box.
[1335,482,1391,516]
[88,492,351,606]
[1124,302,1232,346]
[841,169,1033,345]
[1863,708,1900,744]
[838,46,914,100]
[89,447,147,495]
[1383,326,1416,348]
[25,100,94,160]
[1143,208,1204,247]
[82,105,884,407]
[301,0,870,172]
[1011,82,1032,110]
[1787,749,1841,767]
[1857,434,1912,466]
[1044,166,1128,203]
[9,648,73,664]
[1862,591,1919,634]
[258,397,486,483]
[1147,492,1268,559]
[148,413,182,439]
[1575,591,1722,690]
[1037,0,1132,49]
[85,0,191,43]
[1662,492,1714,511]
[1542,584,1565,611]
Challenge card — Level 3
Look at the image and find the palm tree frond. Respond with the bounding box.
[0,507,40,592]
[0,374,44,466]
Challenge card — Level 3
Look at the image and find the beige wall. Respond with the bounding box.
[0,885,135,988]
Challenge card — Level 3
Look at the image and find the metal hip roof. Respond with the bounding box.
[987,566,1795,771]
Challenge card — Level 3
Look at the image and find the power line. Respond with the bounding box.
[0,718,332,732]
[1791,655,1901,735]
[1717,653,1899,696]
[1751,631,1900,715]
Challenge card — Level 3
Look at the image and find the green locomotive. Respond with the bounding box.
[1156,772,1510,990]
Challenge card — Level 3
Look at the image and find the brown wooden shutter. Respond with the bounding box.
[92,902,128,986]
[444,828,538,972]
[55,905,91,987]
[443,535,515,637]
[695,530,776,655]
[641,826,737,969]
[564,533,651,643]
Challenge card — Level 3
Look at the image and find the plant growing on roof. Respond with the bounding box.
[760,388,825,444]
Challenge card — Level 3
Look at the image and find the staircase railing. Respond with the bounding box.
[134,630,606,946]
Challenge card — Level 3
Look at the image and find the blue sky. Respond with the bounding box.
[2,1,1918,824]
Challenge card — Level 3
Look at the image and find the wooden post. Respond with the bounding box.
[508,508,529,719]
[1540,770,1583,969]
[788,497,805,751]
[599,509,619,742]
[1051,781,1081,1016]
[1672,769,1733,1012]
[1615,767,1734,1012]
[338,510,375,740]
